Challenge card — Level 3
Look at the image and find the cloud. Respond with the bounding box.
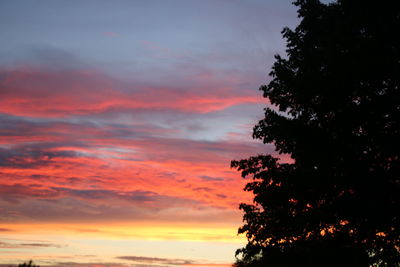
[0,184,61,203]
[0,57,274,225]
[0,184,201,208]
[182,264,231,267]
[0,106,271,216]
[0,66,261,118]
[0,263,129,267]
[19,243,63,248]
[104,32,120,37]
[0,260,232,267]
[199,175,225,182]
[116,256,232,267]
[0,183,244,225]
[140,40,171,54]
[0,146,78,169]
[117,256,193,265]
[0,240,63,249]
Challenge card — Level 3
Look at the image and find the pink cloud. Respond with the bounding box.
[140,40,171,53]
[0,67,263,117]
[0,114,268,223]
[0,64,271,225]
[104,32,120,37]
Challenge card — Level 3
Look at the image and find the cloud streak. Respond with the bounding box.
[0,67,262,118]
[0,240,63,249]
[0,92,274,222]
[117,255,193,265]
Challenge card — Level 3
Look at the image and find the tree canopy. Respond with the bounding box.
[232,0,400,266]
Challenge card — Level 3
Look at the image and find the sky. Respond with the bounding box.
[0,0,298,266]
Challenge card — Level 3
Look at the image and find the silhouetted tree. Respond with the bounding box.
[17,261,39,267]
[232,0,400,266]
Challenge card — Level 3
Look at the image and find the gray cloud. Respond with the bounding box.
[0,240,64,249]
[117,255,194,265]
[0,146,77,169]
[199,175,225,182]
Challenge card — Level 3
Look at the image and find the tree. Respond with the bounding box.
[232,0,400,266]
[17,261,39,267]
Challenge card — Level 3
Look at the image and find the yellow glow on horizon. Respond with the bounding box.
[1,222,245,243]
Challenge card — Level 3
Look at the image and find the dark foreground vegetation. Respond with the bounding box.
[12,261,39,267]
[232,0,400,266]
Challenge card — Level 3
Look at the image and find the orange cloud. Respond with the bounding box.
[0,64,270,254]
[0,67,262,118]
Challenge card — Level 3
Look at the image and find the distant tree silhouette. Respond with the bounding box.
[17,261,39,267]
[232,0,400,266]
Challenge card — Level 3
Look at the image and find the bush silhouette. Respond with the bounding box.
[16,261,39,267]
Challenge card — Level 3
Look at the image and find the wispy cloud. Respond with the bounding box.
[117,255,193,265]
[117,256,231,267]
[0,66,261,118]
[104,32,120,38]
[0,86,271,222]
[0,239,64,249]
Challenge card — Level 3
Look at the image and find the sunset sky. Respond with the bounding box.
[0,1,298,266]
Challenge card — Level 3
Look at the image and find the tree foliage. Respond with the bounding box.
[232,0,400,266]
[17,261,39,267]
